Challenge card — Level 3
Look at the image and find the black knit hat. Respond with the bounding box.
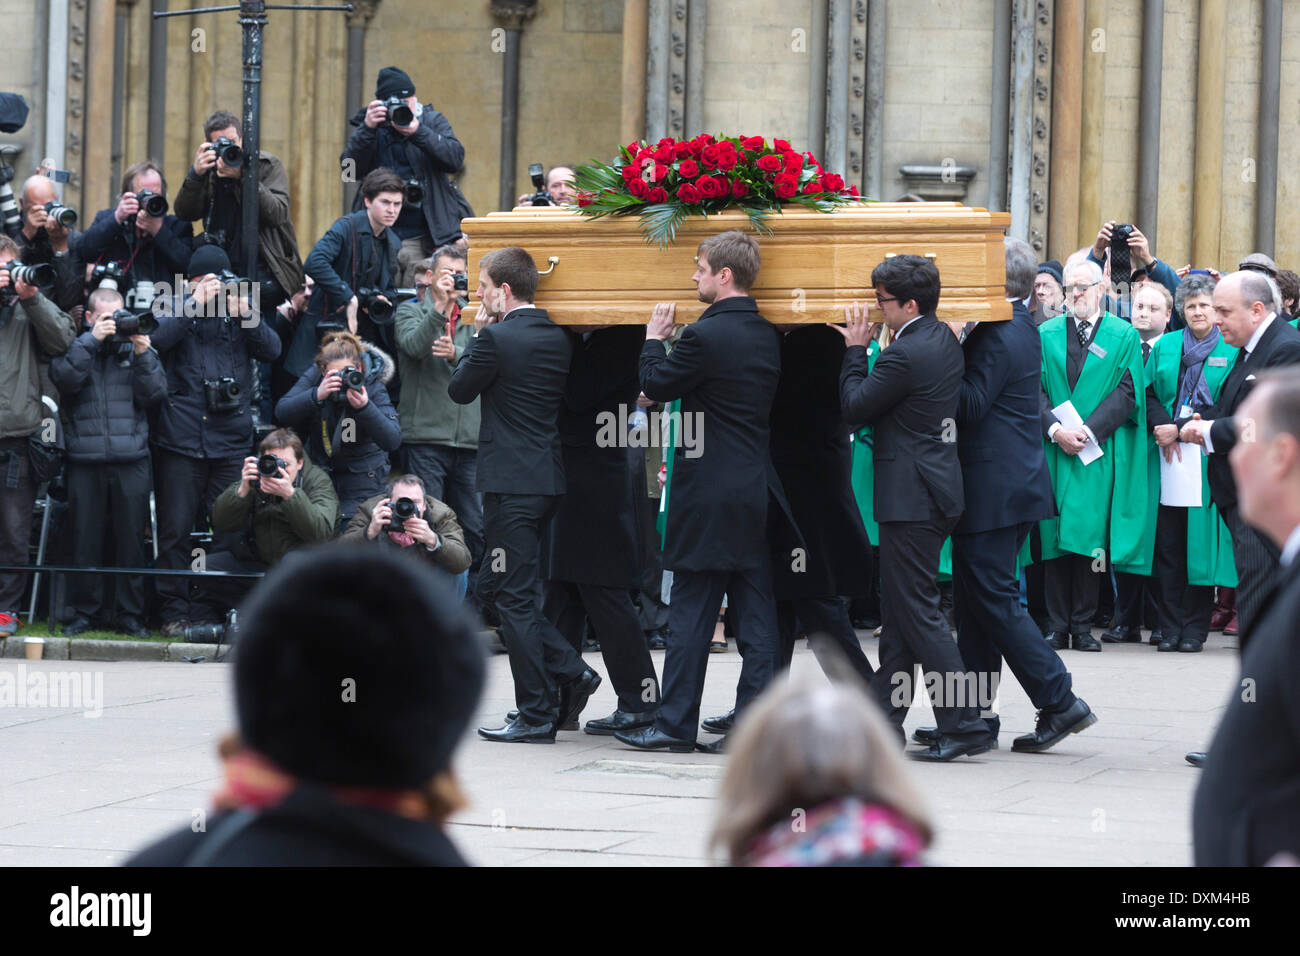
[375,66,415,101]
[1037,260,1064,290]
[234,544,485,789]
[187,244,231,280]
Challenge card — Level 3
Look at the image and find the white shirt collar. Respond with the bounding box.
[1282,521,1300,566]
[1245,312,1278,354]
[501,303,536,322]
[897,315,924,337]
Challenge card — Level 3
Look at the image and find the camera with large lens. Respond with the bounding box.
[182,608,238,645]
[527,162,551,206]
[1109,223,1134,292]
[135,189,168,218]
[0,147,20,236]
[89,260,125,292]
[331,364,366,402]
[403,178,423,205]
[453,271,469,308]
[257,452,287,478]
[383,96,414,129]
[203,376,243,414]
[386,496,418,532]
[1,260,55,287]
[44,201,76,228]
[207,136,244,168]
[107,307,159,342]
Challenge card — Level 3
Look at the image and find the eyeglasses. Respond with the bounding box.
[875,294,898,306]
[1065,282,1099,294]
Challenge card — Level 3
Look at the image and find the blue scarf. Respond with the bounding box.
[1176,326,1220,413]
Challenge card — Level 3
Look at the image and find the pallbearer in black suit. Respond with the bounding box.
[833,254,993,761]
[617,230,785,753]
[917,239,1096,755]
[448,247,603,743]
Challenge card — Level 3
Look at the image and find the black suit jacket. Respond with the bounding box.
[447,306,573,496]
[639,295,787,572]
[954,301,1057,534]
[1196,317,1300,511]
[839,314,964,523]
[1193,554,1300,865]
[1038,313,1136,443]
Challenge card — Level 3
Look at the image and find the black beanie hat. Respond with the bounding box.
[187,244,231,280]
[234,544,486,789]
[1037,260,1064,290]
[375,66,415,101]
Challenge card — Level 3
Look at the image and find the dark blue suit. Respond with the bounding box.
[952,301,1073,734]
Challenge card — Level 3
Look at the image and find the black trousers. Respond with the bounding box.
[1151,505,1215,645]
[153,448,243,623]
[406,443,485,605]
[1044,552,1101,634]
[190,549,266,623]
[872,516,988,740]
[1113,571,1158,628]
[1221,504,1281,651]
[953,523,1075,736]
[776,596,875,687]
[545,580,659,713]
[657,554,779,742]
[66,458,152,621]
[0,441,36,612]
[479,492,586,724]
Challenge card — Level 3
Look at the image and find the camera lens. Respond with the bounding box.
[392,497,417,520]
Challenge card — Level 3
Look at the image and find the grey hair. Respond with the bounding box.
[1063,258,1104,285]
[1004,237,1037,300]
[1175,273,1217,314]
[1240,270,1282,314]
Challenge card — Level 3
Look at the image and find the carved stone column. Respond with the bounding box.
[491,1,538,210]
[1027,0,1054,255]
[343,0,381,212]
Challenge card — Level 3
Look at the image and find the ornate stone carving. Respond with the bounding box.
[345,0,381,28]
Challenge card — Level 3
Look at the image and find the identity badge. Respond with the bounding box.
[1088,342,1107,359]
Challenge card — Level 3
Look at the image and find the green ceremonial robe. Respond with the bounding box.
[849,340,882,546]
[1039,312,1155,574]
[657,398,681,548]
[1147,332,1240,586]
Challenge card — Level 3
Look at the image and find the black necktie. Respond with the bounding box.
[1077,319,1092,348]
[1142,341,1151,361]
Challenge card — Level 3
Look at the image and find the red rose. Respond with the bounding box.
[819,173,844,192]
[718,138,737,154]
[654,145,674,163]
[774,174,798,199]
[695,176,723,198]
[647,186,668,204]
[625,141,641,155]
[756,154,783,172]
[775,138,792,152]
[742,136,765,150]
[731,178,750,198]
[848,184,860,196]
[802,181,822,194]
[716,150,739,171]
[676,182,701,203]
[713,175,731,194]
[628,177,648,199]
[621,165,638,182]
[577,196,592,207]
[783,152,803,172]
[657,137,675,149]
[653,163,669,182]
[697,134,715,145]
[678,159,699,179]
[673,142,694,160]
[701,144,722,167]
[636,148,654,163]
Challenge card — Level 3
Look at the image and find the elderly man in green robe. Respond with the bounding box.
[1038,258,1153,652]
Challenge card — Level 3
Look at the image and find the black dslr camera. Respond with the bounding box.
[89,260,125,292]
[207,136,244,168]
[257,452,287,478]
[527,162,551,206]
[1,260,54,287]
[107,308,158,343]
[403,179,423,205]
[135,189,168,218]
[183,608,238,645]
[204,376,243,414]
[44,201,77,228]
[453,270,469,309]
[1110,223,1134,292]
[386,496,418,532]
[330,364,366,402]
[383,96,414,129]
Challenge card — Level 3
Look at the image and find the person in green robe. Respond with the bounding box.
[1038,258,1153,653]
[1146,273,1238,652]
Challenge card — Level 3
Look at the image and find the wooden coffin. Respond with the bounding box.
[461,201,1012,327]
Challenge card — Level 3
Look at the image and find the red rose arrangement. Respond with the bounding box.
[571,133,866,246]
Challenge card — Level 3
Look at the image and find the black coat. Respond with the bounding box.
[124,784,469,866]
[769,326,872,599]
[49,329,167,463]
[954,301,1057,534]
[77,208,194,291]
[839,314,965,523]
[639,296,787,572]
[1193,556,1300,865]
[447,307,572,495]
[544,326,643,588]
[1197,316,1300,512]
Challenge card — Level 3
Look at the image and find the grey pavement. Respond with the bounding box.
[0,629,1236,866]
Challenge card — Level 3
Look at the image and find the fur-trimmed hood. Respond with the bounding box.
[361,341,396,386]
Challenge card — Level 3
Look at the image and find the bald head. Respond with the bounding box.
[20,175,55,209]
[1213,270,1279,348]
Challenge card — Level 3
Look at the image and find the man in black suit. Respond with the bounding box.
[1179,270,1300,646]
[448,246,602,743]
[915,238,1096,755]
[833,254,992,761]
[616,230,785,753]
[1193,370,1300,864]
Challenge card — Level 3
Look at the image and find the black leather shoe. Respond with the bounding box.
[701,709,735,734]
[478,717,556,744]
[1178,638,1204,653]
[583,709,657,735]
[1148,629,1164,645]
[117,616,151,639]
[908,733,993,761]
[506,709,577,731]
[1071,631,1101,652]
[912,726,998,749]
[1186,751,1206,768]
[614,725,694,753]
[557,667,602,728]
[1012,698,1098,753]
[695,736,726,754]
[62,615,95,636]
[1157,633,1180,651]
[1045,631,1069,651]
[646,628,667,650]
[1101,624,1141,643]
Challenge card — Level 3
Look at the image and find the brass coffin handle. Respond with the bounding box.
[539,256,559,276]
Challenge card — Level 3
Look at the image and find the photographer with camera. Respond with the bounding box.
[0,234,76,636]
[515,164,576,207]
[48,287,165,638]
[173,109,304,312]
[341,67,468,287]
[16,174,84,313]
[150,244,282,637]
[78,160,193,315]
[274,330,400,527]
[189,429,338,625]
[342,474,470,583]
[1087,220,1182,324]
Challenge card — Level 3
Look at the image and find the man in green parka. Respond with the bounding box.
[1038,258,1153,652]
[1146,274,1238,651]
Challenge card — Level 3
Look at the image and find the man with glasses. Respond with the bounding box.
[1037,258,1152,654]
